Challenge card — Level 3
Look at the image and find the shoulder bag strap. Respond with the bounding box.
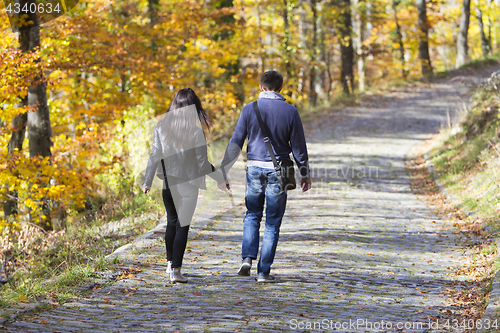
[252,101,281,173]
[161,159,167,179]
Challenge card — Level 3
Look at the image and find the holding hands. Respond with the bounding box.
[217,175,231,193]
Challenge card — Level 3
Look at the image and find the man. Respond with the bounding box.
[221,70,311,283]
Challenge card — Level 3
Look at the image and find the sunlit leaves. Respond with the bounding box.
[1,0,499,230]
[0,151,87,229]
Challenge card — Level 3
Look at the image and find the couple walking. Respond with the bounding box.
[142,71,311,283]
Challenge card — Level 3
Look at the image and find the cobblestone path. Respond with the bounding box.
[3,70,499,332]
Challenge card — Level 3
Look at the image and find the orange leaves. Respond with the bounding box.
[1,0,243,231]
[0,48,44,106]
[117,266,142,281]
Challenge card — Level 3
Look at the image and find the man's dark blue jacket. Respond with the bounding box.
[222,91,310,178]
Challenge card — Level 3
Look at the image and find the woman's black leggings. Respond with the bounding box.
[162,177,199,268]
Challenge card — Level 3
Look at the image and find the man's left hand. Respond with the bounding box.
[301,178,312,192]
[217,182,230,192]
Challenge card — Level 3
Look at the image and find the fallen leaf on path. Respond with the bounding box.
[129,266,142,273]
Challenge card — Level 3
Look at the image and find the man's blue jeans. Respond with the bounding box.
[242,165,287,275]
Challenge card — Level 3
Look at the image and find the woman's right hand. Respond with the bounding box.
[142,184,150,194]
[217,181,230,192]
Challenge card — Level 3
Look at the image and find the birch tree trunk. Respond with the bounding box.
[475,7,490,58]
[298,1,307,94]
[392,0,407,78]
[456,0,471,68]
[352,0,366,91]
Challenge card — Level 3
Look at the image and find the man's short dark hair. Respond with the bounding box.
[261,71,283,92]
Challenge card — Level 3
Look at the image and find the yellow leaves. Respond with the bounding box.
[75,122,87,131]
[24,199,35,209]
[0,150,90,226]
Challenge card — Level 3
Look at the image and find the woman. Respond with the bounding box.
[142,88,228,283]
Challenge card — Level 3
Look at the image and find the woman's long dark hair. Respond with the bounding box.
[159,88,210,149]
[168,88,210,129]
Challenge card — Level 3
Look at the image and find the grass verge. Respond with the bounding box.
[0,185,163,320]
[420,63,500,329]
[407,148,495,331]
[426,70,500,234]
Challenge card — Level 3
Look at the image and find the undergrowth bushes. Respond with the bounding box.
[429,69,500,230]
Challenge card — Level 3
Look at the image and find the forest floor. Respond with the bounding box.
[2,64,500,332]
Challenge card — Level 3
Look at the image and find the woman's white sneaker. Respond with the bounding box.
[165,261,172,274]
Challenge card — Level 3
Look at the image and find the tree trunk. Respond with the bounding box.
[20,0,53,229]
[475,7,490,58]
[487,15,492,52]
[339,0,354,94]
[282,0,292,80]
[148,0,159,51]
[318,7,327,98]
[18,2,52,159]
[7,112,28,154]
[309,0,318,106]
[416,0,432,75]
[392,0,407,78]
[148,0,159,25]
[27,81,52,159]
[456,0,471,68]
[319,23,326,92]
[298,1,307,94]
[4,111,28,219]
[3,0,38,221]
[257,5,266,73]
[353,0,366,91]
[486,0,492,52]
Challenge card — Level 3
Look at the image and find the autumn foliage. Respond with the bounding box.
[0,0,499,233]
